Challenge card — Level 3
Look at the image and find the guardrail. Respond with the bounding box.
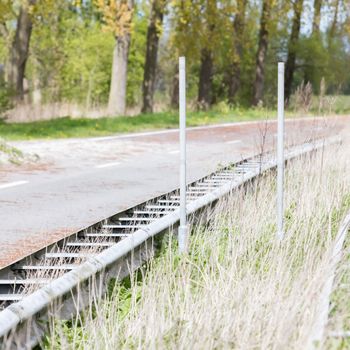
[0,136,341,348]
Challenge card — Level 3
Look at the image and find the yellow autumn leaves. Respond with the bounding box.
[94,0,134,38]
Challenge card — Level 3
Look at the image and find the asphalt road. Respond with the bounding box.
[0,116,347,268]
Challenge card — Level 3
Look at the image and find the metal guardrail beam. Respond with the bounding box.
[0,136,342,347]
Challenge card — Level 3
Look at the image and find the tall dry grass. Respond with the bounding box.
[4,102,154,123]
[41,142,350,350]
[5,103,110,123]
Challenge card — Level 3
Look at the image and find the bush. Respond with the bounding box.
[213,100,231,114]
[0,80,12,118]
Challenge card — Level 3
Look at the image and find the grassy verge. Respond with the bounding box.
[0,108,285,141]
[1,94,349,141]
[36,142,350,349]
[324,201,350,349]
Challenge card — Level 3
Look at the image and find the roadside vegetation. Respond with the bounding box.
[0,138,25,164]
[38,142,350,349]
[0,138,39,164]
[1,1,349,142]
[0,95,348,141]
[326,229,350,349]
[1,1,349,125]
[0,107,275,140]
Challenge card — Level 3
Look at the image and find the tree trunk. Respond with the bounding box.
[108,33,131,116]
[227,0,247,103]
[107,0,134,116]
[85,67,95,110]
[304,0,322,85]
[312,0,322,34]
[329,0,340,41]
[32,77,42,105]
[285,0,304,103]
[170,67,179,109]
[141,0,165,113]
[252,0,271,106]
[197,48,213,110]
[31,55,42,105]
[8,2,34,102]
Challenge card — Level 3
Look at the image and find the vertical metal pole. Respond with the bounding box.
[277,62,285,240]
[178,56,188,253]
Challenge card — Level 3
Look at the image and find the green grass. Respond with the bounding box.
[0,108,275,141]
[0,138,24,164]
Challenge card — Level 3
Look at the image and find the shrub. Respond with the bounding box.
[0,80,12,118]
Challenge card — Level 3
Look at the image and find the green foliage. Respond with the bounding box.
[126,6,148,105]
[0,0,349,117]
[0,138,24,164]
[297,35,328,93]
[25,0,149,107]
[0,36,7,62]
[0,34,11,115]
[29,1,114,105]
[59,22,114,105]
[0,80,12,116]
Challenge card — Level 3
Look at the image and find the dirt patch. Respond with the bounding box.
[0,228,77,269]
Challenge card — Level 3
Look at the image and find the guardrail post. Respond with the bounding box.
[178,56,188,253]
[277,62,285,240]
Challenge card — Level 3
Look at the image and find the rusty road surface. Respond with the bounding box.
[0,116,348,268]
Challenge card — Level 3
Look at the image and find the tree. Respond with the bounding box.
[197,0,219,110]
[329,0,340,42]
[325,0,347,93]
[7,0,36,102]
[141,0,166,113]
[170,67,179,108]
[227,0,247,103]
[0,0,348,116]
[171,0,229,109]
[0,1,12,38]
[252,0,272,106]
[198,47,213,109]
[302,0,322,87]
[95,0,134,116]
[312,0,322,34]
[285,0,304,103]
[170,0,200,108]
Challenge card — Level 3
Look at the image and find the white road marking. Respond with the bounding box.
[0,180,28,190]
[226,140,242,145]
[95,162,121,169]
[168,150,180,154]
